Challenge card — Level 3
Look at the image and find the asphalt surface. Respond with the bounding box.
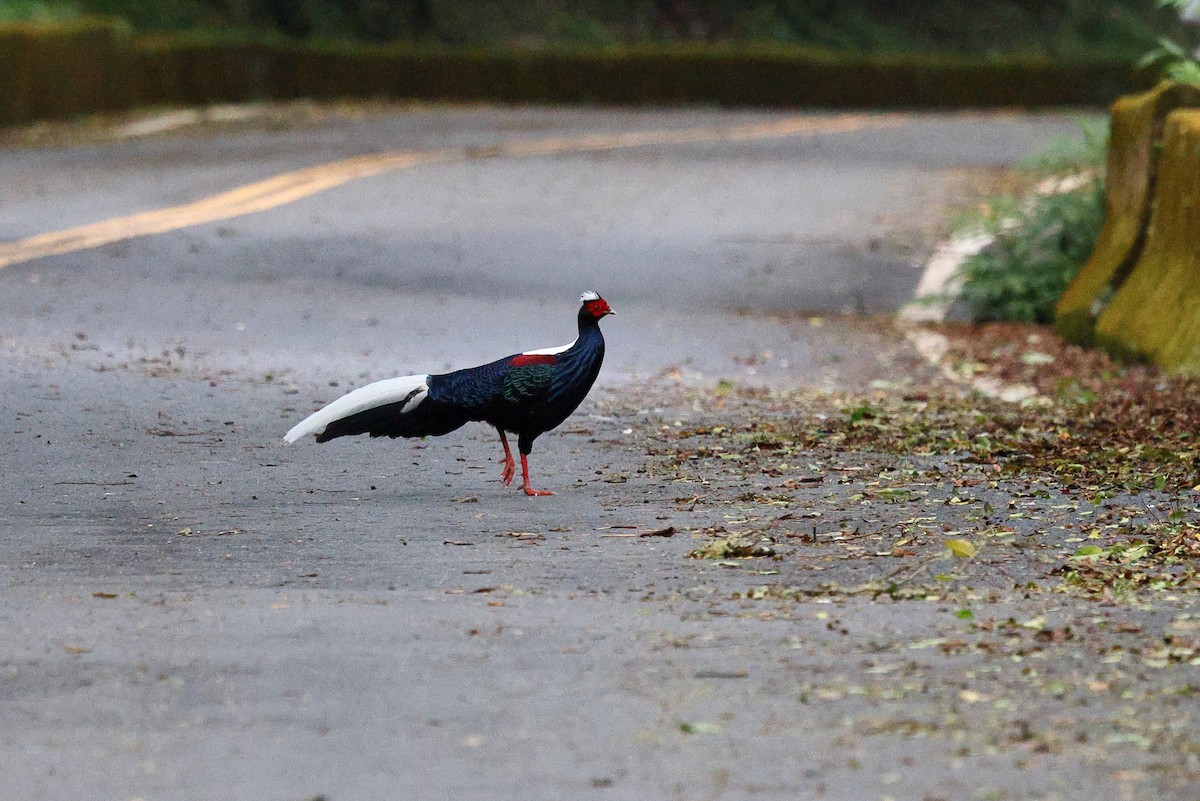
[7,105,1192,801]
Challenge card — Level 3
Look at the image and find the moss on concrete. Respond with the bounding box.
[126,42,1146,111]
[0,19,1153,127]
[1054,82,1200,345]
[0,18,134,127]
[1094,110,1200,373]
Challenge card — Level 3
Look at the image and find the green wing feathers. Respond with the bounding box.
[502,364,555,404]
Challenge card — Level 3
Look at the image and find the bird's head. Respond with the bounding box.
[580,290,614,320]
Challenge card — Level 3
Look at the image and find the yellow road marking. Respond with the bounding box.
[0,112,907,272]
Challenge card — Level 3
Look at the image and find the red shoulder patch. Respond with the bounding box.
[510,353,558,367]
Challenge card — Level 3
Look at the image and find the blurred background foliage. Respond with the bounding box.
[0,0,1193,53]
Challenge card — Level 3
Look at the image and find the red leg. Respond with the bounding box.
[497,429,516,486]
[520,453,554,496]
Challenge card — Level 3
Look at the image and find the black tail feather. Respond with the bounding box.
[315,398,471,443]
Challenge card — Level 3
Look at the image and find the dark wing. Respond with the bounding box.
[429,352,561,427]
[426,354,531,417]
[502,362,555,405]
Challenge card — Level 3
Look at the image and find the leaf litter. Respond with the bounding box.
[610,320,1200,607]
[579,318,1200,781]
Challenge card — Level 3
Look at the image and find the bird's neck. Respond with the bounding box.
[559,314,602,359]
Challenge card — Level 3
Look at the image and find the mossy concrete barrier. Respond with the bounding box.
[126,43,1143,110]
[0,19,1152,128]
[0,18,134,127]
[1054,81,1200,344]
[1093,109,1200,373]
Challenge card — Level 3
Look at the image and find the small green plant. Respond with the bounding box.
[1141,37,1200,85]
[1140,1,1200,86]
[845,404,877,424]
[954,122,1108,323]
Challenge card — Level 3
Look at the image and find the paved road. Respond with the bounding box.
[1,107,1088,384]
[3,105,1157,801]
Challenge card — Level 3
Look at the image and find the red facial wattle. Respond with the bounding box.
[585,298,614,318]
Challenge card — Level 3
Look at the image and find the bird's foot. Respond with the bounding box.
[499,455,516,486]
[518,453,552,495]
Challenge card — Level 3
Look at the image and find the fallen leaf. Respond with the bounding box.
[689,536,775,559]
[945,539,977,558]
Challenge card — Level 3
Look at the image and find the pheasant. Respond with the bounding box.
[284,291,614,496]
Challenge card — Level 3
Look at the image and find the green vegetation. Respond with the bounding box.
[954,125,1108,324]
[1141,37,1200,85]
[1141,0,1200,86]
[0,0,1191,53]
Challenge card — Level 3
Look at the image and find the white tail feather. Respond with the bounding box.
[283,373,430,443]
